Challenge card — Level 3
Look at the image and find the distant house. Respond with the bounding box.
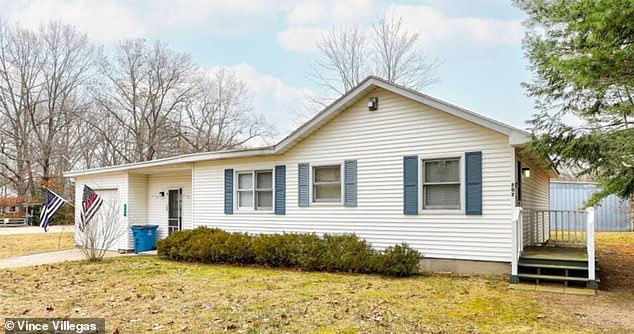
[0,185,20,215]
[67,77,586,281]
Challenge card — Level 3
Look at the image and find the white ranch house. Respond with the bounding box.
[65,76,599,287]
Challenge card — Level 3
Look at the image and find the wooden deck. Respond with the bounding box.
[521,246,588,262]
[517,246,597,289]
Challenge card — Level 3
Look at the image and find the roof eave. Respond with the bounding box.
[64,146,276,178]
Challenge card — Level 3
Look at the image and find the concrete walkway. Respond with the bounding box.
[0,249,133,269]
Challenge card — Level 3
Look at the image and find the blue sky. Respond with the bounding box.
[1,0,535,139]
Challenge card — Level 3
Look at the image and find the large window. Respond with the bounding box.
[423,158,461,209]
[313,165,341,202]
[237,170,273,210]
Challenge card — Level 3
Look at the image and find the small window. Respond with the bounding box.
[423,158,460,209]
[255,170,273,210]
[237,172,253,208]
[236,170,273,211]
[313,165,341,202]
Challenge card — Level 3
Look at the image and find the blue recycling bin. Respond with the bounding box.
[131,225,159,253]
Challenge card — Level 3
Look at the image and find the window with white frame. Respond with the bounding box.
[423,158,461,209]
[255,170,273,210]
[237,170,273,210]
[313,165,341,202]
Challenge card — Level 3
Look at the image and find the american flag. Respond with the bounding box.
[80,185,103,232]
[40,188,65,232]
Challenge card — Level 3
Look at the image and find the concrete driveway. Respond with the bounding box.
[0,249,133,269]
[0,225,75,235]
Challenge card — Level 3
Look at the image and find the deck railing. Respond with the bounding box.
[510,207,523,283]
[525,209,588,247]
[587,207,596,284]
[511,206,597,285]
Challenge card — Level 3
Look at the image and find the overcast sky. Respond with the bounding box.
[0,0,535,138]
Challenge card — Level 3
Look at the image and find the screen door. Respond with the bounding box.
[168,189,182,235]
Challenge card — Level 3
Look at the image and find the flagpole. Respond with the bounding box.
[41,186,74,237]
[42,186,75,208]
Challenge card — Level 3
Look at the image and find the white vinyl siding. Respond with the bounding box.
[146,172,193,240]
[74,166,195,251]
[192,88,516,263]
[73,172,129,251]
[518,156,551,245]
[127,173,148,249]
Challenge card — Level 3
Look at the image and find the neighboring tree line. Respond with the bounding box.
[0,21,274,205]
[0,14,441,208]
[515,0,633,208]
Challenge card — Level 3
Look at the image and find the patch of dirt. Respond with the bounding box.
[544,232,634,333]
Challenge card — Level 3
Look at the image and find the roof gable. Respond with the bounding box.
[275,76,530,154]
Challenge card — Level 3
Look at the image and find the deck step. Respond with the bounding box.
[517,273,589,282]
[518,262,588,270]
[518,257,594,267]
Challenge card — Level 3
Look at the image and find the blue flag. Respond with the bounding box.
[40,188,65,232]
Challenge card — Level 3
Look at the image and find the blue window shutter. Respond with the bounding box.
[224,169,234,214]
[275,165,286,215]
[344,160,357,207]
[465,151,483,215]
[403,156,418,215]
[298,163,309,207]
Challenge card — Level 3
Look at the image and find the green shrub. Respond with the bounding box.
[223,232,255,263]
[183,227,228,262]
[319,234,376,273]
[253,233,299,267]
[371,244,421,277]
[156,229,193,261]
[157,228,421,277]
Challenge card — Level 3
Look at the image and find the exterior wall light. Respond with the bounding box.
[522,168,531,178]
[368,97,379,111]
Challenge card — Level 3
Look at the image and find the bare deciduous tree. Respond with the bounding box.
[90,39,199,163]
[307,13,440,116]
[0,21,94,203]
[179,68,275,152]
[77,203,124,261]
[0,20,43,202]
[0,21,277,206]
[32,22,94,184]
[310,24,369,96]
[372,13,438,90]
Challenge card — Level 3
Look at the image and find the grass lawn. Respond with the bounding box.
[0,232,75,259]
[540,232,634,333]
[0,232,632,333]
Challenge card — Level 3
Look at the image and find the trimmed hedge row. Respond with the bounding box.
[157,227,421,277]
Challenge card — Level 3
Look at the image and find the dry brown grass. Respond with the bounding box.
[2,232,632,333]
[542,232,634,333]
[0,257,592,334]
[0,232,75,259]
